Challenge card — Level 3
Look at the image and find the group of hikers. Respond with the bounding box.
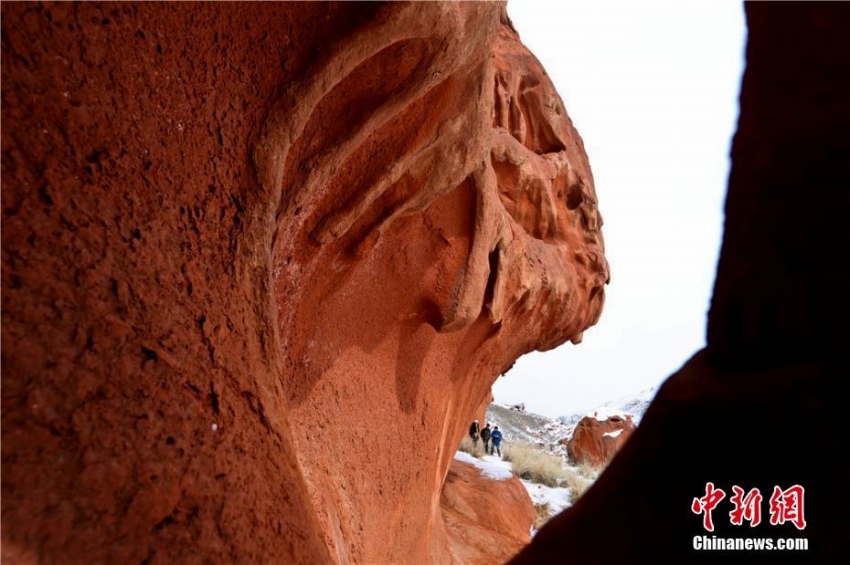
[468,419,503,457]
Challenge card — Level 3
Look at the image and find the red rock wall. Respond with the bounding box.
[509,3,850,563]
[257,5,607,563]
[2,2,606,564]
[1,2,345,563]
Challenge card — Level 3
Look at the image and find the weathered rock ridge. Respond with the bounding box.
[1,2,606,564]
[567,412,634,467]
[510,3,850,563]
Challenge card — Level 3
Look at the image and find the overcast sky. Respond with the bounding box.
[492,1,747,418]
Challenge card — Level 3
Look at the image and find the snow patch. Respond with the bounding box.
[603,429,623,438]
[454,451,513,481]
[521,480,572,538]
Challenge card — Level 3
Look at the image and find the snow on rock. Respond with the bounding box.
[602,429,623,438]
[441,458,536,562]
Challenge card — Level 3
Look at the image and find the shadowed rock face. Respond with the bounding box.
[510,3,850,563]
[1,2,605,564]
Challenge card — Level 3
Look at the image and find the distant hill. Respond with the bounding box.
[558,386,658,427]
[597,386,658,425]
[484,404,572,457]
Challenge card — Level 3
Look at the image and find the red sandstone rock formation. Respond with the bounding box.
[567,412,634,467]
[254,4,607,562]
[1,2,606,564]
[509,3,850,563]
[474,389,495,426]
[440,459,535,564]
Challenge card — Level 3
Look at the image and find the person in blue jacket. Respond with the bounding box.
[490,425,503,457]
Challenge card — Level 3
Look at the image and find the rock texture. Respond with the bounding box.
[473,389,495,426]
[509,3,850,563]
[567,413,634,467]
[255,4,606,561]
[440,459,535,564]
[1,2,605,564]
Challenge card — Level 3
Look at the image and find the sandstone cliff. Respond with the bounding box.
[1,2,606,563]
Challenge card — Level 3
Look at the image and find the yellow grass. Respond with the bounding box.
[563,462,603,503]
[502,444,568,488]
[458,436,485,458]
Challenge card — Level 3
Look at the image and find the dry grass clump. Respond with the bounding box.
[562,470,593,503]
[458,436,485,458]
[502,444,567,488]
[562,462,603,504]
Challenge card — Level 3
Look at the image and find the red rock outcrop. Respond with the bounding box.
[439,459,535,564]
[1,2,606,564]
[474,389,495,426]
[510,3,850,563]
[567,412,634,467]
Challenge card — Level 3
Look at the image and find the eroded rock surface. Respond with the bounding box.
[567,412,634,467]
[254,4,606,563]
[1,2,605,564]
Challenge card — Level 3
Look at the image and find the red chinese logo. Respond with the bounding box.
[692,482,726,532]
[769,485,807,530]
[729,486,763,527]
[693,483,805,531]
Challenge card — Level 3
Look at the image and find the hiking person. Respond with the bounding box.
[469,419,480,447]
[481,423,492,454]
[490,425,503,457]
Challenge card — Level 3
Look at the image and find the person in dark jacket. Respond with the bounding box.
[481,423,492,454]
[469,419,480,447]
[490,426,503,457]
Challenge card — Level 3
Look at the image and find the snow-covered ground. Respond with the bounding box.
[522,480,572,536]
[454,451,513,480]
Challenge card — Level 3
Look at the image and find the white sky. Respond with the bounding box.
[493,1,747,418]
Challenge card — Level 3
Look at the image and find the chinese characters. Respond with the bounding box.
[692,483,806,531]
